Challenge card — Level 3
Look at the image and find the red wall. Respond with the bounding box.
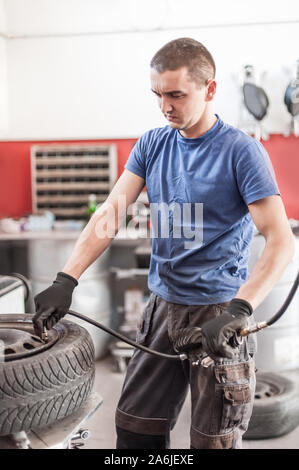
[0,135,298,219]
[0,138,137,218]
[261,135,299,219]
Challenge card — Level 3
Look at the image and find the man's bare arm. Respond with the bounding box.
[62,169,145,280]
[235,195,295,309]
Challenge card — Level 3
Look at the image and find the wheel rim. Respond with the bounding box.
[254,378,282,399]
[0,320,59,362]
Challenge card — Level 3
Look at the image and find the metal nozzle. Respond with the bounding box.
[240,321,268,337]
[41,326,48,342]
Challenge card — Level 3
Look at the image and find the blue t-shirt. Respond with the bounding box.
[125,115,280,305]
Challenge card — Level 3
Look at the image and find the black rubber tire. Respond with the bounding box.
[244,372,299,439]
[0,315,95,436]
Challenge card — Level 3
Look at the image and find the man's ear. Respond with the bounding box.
[205,79,217,101]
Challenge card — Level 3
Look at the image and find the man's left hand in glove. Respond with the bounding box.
[33,272,78,338]
[173,298,252,361]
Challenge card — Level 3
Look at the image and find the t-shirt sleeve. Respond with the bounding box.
[124,135,146,180]
[235,139,280,205]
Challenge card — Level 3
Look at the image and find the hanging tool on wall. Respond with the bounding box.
[238,65,269,141]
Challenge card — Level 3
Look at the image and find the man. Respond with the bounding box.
[33,38,294,449]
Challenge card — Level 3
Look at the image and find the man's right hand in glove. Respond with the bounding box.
[173,298,252,362]
[33,272,78,338]
[200,298,252,359]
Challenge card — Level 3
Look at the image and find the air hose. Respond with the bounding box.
[67,270,299,361]
[68,309,186,361]
[8,272,32,303]
[239,270,299,337]
[267,270,299,326]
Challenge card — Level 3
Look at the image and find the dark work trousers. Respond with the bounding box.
[115,292,257,449]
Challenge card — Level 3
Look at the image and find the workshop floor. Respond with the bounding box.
[83,355,299,450]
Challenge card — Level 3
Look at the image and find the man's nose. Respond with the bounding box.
[160,97,173,114]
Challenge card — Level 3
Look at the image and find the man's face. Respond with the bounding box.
[150,66,214,132]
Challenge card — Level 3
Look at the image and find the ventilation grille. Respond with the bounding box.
[31,144,117,219]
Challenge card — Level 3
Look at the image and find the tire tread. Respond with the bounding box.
[0,318,95,435]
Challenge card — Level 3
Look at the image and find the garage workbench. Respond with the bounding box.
[0,226,148,244]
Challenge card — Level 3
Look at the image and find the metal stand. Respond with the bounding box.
[0,392,103,449]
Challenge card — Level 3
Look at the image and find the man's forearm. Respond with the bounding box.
[235,234,295,310]
[62,201,124,280]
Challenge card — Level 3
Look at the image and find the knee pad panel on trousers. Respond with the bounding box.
[116,426,167,449]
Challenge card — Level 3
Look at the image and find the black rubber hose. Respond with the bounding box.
[68,309,184,361]
[267,270,299,326]
[8,272,32,303]
[68,270,299,359]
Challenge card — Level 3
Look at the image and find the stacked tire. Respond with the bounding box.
[244,372,299,439]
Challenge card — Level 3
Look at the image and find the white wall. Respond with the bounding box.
[3,0,299,36]
[2,0,299,139]
[0,0,6,33]
[0,0,8,136]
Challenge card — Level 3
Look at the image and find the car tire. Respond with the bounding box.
[244,371,299,439]
[0,315,95,436]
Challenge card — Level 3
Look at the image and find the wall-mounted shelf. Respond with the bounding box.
[31,144,117,219]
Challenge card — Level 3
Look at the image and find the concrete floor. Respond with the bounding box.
[83,354,299,450]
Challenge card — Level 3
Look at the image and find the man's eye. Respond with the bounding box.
[172,94,183,99]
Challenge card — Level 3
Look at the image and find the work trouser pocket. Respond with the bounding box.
[212,359,255,435]
[136,293,156,345]
[220,384,252,432]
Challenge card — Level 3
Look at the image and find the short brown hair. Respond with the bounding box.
[150,38,216,88]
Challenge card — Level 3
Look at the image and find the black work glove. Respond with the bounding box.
[33,272,78,338]
[201,298,252,360]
